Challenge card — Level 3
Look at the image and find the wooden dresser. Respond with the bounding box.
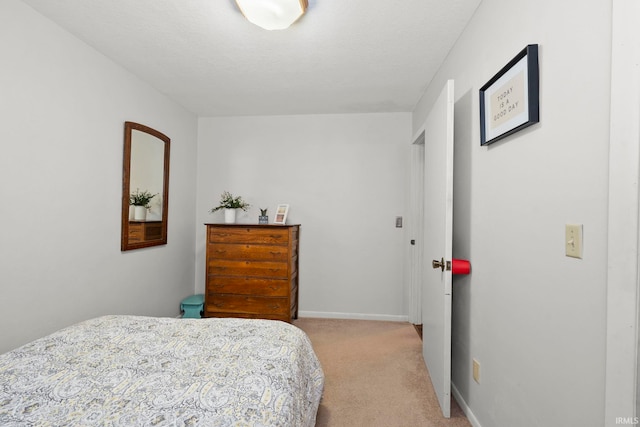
[128,221,162,243]
[204,224,300,322]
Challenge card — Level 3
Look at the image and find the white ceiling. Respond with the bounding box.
[20,0,481,117]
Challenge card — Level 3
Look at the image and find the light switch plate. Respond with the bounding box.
[565,224,583,259]
[472,358,480,384]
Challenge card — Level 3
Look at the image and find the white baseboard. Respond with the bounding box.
[298,310,409,323]
[451,382,482,427]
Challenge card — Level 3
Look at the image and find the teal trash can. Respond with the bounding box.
[180,294,204,318]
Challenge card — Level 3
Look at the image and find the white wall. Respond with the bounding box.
[196,114,411,320]
[0,0,198,354]
[412,0,611,426]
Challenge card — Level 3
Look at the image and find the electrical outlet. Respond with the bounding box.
[472,359,480,384]
[565,224,583,259]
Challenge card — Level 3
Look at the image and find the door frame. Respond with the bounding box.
[605,0,640,423]
[409,129,426,324]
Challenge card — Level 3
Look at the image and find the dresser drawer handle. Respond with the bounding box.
[213,302,224,308]
[270,251,282,256]
[215,249,227,254]
[269,304,281,310]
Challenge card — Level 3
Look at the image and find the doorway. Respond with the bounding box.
[409,131,425,326]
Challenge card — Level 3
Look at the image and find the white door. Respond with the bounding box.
[422,80,454,418]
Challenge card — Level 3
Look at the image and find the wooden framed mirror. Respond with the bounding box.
[121,122,170,251]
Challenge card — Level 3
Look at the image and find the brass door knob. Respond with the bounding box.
[432,258,451,271]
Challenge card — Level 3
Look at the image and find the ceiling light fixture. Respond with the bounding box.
[235,0,308,31]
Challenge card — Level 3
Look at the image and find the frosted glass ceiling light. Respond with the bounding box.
[235,0,308,30]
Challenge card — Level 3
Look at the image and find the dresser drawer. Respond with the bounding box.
[143,222,163,240]
[208,259,289,278]
[208,227,291,245]
[207,276,289,296]
[208,243,290,261]
[205,312,289,321]
[206,295,289,316]
[128,224,143,242]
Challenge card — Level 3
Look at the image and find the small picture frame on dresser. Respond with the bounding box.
[273,204,289,224]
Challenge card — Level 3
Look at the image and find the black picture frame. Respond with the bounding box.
[479,44,539,146]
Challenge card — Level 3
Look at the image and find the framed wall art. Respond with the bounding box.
[479,44,539,146]
[273,204,289,225]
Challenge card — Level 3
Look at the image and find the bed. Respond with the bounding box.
[0,315,324,426]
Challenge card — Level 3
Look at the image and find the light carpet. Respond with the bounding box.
[294,318,471,427]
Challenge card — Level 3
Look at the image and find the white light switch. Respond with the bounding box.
[565,224,583,259]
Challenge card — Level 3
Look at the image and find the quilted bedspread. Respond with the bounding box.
[0,315,324,426]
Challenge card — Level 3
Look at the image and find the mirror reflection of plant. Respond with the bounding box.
[130,188,158,209]
[210,191,250,213]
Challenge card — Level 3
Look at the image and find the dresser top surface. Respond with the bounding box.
[205,223,300,228]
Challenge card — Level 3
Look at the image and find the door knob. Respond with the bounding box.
[432,258,452,271]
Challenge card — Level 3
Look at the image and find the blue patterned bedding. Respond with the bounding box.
[0,315,324,426]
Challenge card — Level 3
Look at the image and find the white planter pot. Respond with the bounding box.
[224,208,237,224]
[134,205,147,221]
[129,205,135,220]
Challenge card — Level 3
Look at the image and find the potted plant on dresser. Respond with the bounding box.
[210,191,250,224]
[259,208,269,224]
[129,188,157,221]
